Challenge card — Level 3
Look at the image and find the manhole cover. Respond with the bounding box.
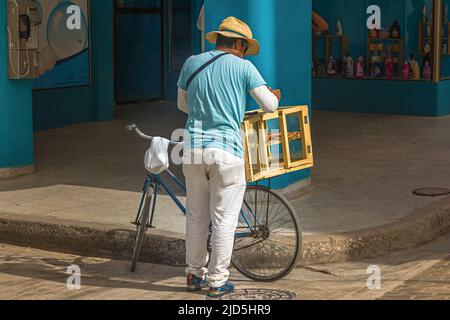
[413,188,450,197]
[207,289,296,300]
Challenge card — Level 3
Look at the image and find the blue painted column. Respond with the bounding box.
[90,0,115,121]
[204,0,313,189]
[0,3,34,178]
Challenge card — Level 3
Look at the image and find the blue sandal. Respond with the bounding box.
[187,274,209,292]
[208,282,235,298]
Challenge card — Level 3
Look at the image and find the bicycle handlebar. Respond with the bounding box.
[126,124,182,146]
[126,124,137,132]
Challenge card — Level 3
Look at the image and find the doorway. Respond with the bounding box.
[114,0,165,104]
[114,0,195,105]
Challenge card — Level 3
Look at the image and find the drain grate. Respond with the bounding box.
[413,188,450,197]
[208,289,296,301]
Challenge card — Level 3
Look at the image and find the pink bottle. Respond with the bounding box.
[402,62,410,80]
[423,62,431,81]
[356,56,364,77]
[385,56,394,79]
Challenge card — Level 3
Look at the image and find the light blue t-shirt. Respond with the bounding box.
[177,50,267,158]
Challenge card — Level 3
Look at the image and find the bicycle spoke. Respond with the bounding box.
[234,239,266,251]
[233,186,301,281]
[236,240,289,275]
[268,201,285,224]
[269,221,297,232]
[265,238,297,255]
[268,232,297,243]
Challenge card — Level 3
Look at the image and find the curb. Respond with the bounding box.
[0,214,186,267]
[0,196,449,267]
[301,196,450,265]
[0,164,35,179]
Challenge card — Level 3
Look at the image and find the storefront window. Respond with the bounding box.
[313,0,435,82]
[441,1,450,79]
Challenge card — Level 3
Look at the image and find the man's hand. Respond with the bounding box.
[269,87,282,102]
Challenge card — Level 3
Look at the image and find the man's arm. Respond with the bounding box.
[250,85,280,113]
[177,56,192,114]
[177,88,189,114]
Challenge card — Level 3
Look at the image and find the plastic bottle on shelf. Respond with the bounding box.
[356,56,365,77]
[371,52,383,78]
[346,56,354,77]
[402,61,410,80]
[385,54,394,80]
[327,56,337,75]
[445,4,449,24]
[390,20,401,38]
[422,3,428,23]
[423,61,431,81]
[408,55,420,80]
[342,56,348,77]
[336,20,343,36]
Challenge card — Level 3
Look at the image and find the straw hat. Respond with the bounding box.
[206,17,260,56]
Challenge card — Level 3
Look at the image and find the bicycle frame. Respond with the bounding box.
[133,170,262,239]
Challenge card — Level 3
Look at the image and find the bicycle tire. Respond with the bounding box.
[130,186,154,273]
[232,185,302,282]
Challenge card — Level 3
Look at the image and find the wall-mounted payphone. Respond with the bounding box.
[7,0,42,79]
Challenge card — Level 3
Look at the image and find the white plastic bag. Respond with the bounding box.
[144,137,170,174]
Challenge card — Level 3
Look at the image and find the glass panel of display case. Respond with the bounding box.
[441,1,450,79]
[242,107,314,183]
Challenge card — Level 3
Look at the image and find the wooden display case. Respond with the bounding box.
[366,36,404,75]
[313,34,349,76]
[242,106,314,183]
[418,21,450,55]
[367,36,404,76]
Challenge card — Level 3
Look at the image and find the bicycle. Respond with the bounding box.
[127,124,302,282]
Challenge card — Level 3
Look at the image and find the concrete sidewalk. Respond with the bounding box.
[1,101,450,264]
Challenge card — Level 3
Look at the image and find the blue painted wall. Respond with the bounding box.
[191,0,203,54]
[205,0,313,189]
[0,3,34,169]
[33,0,114,130]
[438,80,450,115]
[313,78,439,115]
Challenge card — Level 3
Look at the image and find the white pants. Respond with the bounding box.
[183,148,246,288]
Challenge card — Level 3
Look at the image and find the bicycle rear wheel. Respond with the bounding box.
[232,185,302,282]
[130,186,154,272]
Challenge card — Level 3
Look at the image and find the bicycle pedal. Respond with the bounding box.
[131,222,138,226]
[147,225,156,229]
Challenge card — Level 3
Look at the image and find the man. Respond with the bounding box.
[177,16,281,298]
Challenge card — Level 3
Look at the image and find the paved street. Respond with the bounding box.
[0,233,449,300]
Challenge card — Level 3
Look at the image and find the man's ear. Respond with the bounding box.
[236,39,246,54]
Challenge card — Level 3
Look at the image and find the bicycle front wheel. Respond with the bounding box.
[232,185,302,282]
[130,186,154,273]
